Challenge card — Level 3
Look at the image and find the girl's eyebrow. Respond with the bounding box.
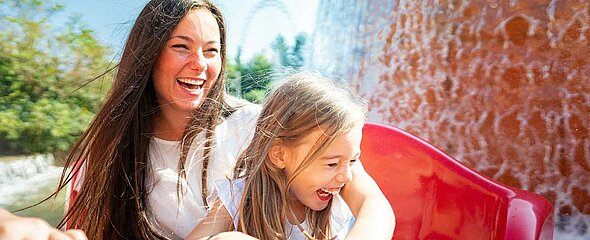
[321,152,361,160]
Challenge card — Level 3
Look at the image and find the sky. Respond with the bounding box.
[54,0,318,61]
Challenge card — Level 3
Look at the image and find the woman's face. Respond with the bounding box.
[152,8,222,117]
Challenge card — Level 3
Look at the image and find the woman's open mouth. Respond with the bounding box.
[177,78,205,95]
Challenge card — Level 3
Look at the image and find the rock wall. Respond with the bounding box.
[310,0,590,236]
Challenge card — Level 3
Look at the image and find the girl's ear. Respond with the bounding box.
[268,140,287,169]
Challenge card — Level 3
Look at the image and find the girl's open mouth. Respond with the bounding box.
[316,188,339,201]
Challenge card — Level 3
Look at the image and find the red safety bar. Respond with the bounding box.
[360,122,554,240]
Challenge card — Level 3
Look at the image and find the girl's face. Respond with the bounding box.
[152,8,222,117]
[282,124,363,213]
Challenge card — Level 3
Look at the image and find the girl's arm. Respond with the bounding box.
[186,199,234,240]
[340,161,395,240]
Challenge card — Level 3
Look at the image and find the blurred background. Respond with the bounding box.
[0,0,588,239]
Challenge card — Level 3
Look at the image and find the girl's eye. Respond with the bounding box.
[207,48,219,53]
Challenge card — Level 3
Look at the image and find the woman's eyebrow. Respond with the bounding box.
[169,35,193,41]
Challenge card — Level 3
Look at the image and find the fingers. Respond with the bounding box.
[0,217,52,240]
[207,232,259,240]
[0,210,87,240]
[64,229,88,240]
[48,228,87,240]
[0,208,11,218]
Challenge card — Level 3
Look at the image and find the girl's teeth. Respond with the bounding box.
[319,188,339,195]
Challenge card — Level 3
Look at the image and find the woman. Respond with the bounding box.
[0,0,394,239]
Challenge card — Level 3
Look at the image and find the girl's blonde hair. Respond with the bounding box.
[233,72,367,239]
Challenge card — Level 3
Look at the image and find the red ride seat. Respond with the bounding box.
[360,122,554,240]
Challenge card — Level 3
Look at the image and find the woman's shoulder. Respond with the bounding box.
[225,96,261,120]
[233,104,261,119]
[222,97,261,127]
[212,99,259,155]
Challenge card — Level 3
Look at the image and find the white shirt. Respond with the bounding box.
[146,104,261,239]
[212,178,355,240]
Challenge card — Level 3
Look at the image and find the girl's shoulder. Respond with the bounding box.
[330,195,356,239]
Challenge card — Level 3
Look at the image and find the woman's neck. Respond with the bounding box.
[153,109,192,140]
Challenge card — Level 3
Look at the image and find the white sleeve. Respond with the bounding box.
[210,178,245,229]
[331,195,356,239]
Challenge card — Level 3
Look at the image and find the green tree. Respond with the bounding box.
[271,33,307,69]
[226,33,307,104]
[226,49,273,103]
[0,0,112,157]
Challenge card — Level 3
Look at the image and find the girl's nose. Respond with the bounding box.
[336,166,353,184]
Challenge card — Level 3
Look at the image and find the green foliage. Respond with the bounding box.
[226,49,273,103]
[0,0,111,155]
[241,53,273,94]
[226,33,307,103]
[242,89,268,104]
[272,33,307,69]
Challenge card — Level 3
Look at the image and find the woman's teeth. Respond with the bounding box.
[177,78,204,87]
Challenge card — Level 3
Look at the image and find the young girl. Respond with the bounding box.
[188,73,379,240]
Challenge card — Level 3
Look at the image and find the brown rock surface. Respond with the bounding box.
[312,0,589,235]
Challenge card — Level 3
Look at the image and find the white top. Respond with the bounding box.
[212,178,355,240]
[145,104,261,239]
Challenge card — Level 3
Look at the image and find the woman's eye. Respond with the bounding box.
[349,159,358,165]
[327,163,338,168]
[172,44,189,50]
[207,48,219,53]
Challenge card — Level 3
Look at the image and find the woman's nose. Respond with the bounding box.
[189,53,207,71]
[336,166,353,184]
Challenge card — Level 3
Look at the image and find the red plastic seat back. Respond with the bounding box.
[360,122,553,240]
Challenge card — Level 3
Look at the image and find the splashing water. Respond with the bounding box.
[0,155,63,206]
[310,1,589,238]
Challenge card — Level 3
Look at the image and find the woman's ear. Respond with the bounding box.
[268,140,287,169]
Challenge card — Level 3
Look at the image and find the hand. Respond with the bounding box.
[200,231,259,240]
[0,208,87,240]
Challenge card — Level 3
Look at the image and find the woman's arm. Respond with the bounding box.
[186,199,234,240]
[340,161,395,240]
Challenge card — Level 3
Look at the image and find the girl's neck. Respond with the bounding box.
[153,109,192,140]
[287,198,307,224]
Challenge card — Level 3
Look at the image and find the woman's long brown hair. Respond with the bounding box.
[233,73,367,239]
[50,0,234,239]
